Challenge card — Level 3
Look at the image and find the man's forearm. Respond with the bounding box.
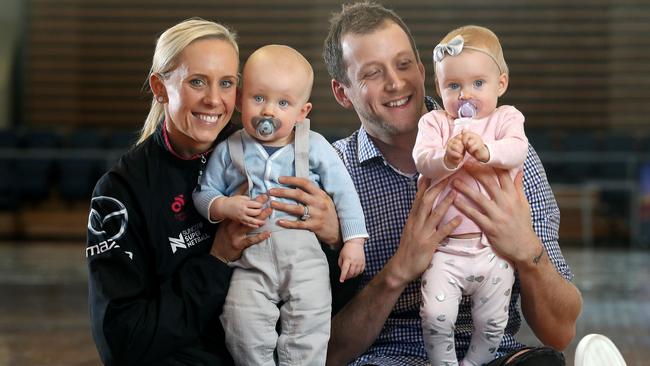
[517,245,582,350]
[326,265,405,366]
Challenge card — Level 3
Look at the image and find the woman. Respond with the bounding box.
[86,18,339,366]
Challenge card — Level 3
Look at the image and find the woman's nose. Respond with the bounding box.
[203,87,222,107]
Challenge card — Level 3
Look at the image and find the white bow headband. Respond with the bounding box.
[433,35,503,73]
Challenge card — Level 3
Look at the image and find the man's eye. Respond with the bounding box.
[364,70,380,79]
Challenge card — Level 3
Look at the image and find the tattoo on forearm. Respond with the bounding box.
[532,246,545,265]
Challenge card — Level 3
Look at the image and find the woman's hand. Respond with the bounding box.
[268,176,342,248]
[210,194,272,263]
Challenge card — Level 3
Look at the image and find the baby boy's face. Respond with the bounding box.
[240,61,311,147]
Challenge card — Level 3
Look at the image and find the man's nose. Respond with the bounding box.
[385,68,405,91]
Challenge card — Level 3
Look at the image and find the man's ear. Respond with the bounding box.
[497,73,509,97]
[331,79,352,109]
[149,73,167,102]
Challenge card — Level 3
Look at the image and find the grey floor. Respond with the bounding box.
[0,243,648,366]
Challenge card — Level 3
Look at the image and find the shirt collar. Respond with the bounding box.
[357,127,384,164]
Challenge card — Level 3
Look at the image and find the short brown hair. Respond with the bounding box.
[323,1,419,86]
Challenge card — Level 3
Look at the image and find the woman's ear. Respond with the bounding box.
[331,79,352,109]
[149,73,167,103]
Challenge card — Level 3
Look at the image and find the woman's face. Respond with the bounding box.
[155,38,239,157]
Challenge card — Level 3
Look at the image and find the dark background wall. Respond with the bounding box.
[21,0,650,136]
[2,0,650,246]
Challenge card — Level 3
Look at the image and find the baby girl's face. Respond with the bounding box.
[436,49,508,119]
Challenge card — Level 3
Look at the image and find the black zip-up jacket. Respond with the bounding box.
[86,124,358,365]
[86,124,239,365]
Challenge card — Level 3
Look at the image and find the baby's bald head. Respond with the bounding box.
[242,44,314,102]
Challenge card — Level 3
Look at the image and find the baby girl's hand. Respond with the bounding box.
[462,131,490,163]
[444,133,465,169]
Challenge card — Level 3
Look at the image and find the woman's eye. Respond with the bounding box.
[189,79,205,87]
[220,80,233,88]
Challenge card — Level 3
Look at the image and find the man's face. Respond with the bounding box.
[338,21,426,140]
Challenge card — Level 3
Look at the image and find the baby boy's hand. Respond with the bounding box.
[338,238,366,282]
[224,195,266,228]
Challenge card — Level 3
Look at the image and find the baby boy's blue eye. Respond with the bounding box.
[279,100,289,107]
[474,80,484,88]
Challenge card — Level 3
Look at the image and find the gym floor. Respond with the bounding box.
[0,243,648,365]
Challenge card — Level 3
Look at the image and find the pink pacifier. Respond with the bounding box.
[458,101,477,119]
[454,101,477,128]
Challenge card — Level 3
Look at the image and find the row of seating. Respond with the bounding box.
[527,128,650,154]
[1,127,649,209]
[0,128,138,209]
[0,128,138,150]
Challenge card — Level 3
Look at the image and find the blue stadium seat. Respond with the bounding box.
[556,130,600,183]
[0,129,18,209]
[15,129,61,202]
[58,129,105,201]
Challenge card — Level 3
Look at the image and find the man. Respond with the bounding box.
[322,2,582,365]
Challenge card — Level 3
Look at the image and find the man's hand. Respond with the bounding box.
[452,162,540,265]
[385,177,461,287]
[268,176,342,247]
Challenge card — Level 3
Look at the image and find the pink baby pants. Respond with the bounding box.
[420,237,515,366]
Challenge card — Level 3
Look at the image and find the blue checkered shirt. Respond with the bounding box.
[331,96,574,366]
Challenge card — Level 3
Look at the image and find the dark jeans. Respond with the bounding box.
[485,346,565,366]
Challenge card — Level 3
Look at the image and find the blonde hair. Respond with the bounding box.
[434,25,508,85]
[138,18,239,144]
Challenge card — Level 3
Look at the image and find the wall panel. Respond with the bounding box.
[24,0,650,135]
